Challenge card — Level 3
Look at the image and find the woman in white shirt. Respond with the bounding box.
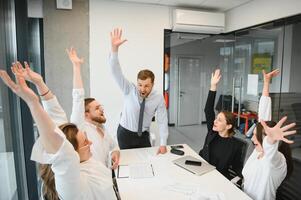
[242,69,295,200]
[1,63,117,200]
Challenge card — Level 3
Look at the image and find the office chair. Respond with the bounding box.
[229,137,247,176]
[228,135,252,189]
[215,94,239,112]
[291,103,301,119]
[291,103,301,148]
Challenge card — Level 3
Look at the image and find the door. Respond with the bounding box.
[177,57,201,126]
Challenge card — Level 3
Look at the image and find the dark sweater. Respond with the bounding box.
[199,90,241,179]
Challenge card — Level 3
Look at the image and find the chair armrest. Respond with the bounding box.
[231,176,243,189]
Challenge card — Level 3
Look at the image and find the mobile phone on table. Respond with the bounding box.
[171,145,184,149]
[170,148,185,156]
[185,160,202,166]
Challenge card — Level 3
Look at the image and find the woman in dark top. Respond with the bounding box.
[199,69,241,179]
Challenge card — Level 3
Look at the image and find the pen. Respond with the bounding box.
[151,164,155,176]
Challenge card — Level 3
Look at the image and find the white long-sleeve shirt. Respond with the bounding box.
[70,89,119,167]
[258,95,272,122]
[109,52,169,145]
[42,96,69,126]
[242,96,287,200]
[31,127,116,200]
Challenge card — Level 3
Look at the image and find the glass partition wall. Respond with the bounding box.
[168,21,298,132]
[166,14,301,200]
[0,0,43,199]
[222,20,301,141]
[0,1,25,199]
[221,23,284,132]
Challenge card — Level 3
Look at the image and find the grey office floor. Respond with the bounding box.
[167,124,207,153]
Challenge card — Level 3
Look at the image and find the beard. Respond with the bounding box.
[91,115,106,124]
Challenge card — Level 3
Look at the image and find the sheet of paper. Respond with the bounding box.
[129,163,154,179]
[118,165,129,178]
[164,183,226,200]
[247,74,258,96]
[164,183,198,196]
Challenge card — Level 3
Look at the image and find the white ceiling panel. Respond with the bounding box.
[110,0,161,4]
[156,0,185,7]
[109,0,254,11]
[200,0,253,11]
[171,0,208,9]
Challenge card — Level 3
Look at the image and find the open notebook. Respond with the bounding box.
[173,155,215,176]
[117,163,155,179]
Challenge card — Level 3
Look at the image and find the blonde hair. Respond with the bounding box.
[40,123,79,200]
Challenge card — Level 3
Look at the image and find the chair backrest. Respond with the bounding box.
[229,135,250,178]
[291,103,301,148]
[215,94,239,112]
[292,103,301,120]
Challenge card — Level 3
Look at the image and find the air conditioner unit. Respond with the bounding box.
[172,9,225,34]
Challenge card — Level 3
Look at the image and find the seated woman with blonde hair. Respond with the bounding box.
[1,62,117,200]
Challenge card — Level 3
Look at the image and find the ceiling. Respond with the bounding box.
[110,0,254,12]
[109,0,257,47]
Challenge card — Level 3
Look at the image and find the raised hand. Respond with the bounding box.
[110,28,127,52]
[0,69,39,105]
[2,65,62,154]
[11,62,43,84]
[263,69,280,83]
[66,47,84,66]
[262,69,280,97]
[261,116,296,144]
[210,69,221,91]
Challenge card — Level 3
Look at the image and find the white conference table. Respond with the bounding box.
[115,144,252,200]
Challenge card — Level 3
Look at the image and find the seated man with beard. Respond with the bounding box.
[67,47,120,170]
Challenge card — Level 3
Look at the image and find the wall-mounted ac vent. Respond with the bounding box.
[172,9,225,34]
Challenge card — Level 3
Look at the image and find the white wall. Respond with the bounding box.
[90,0,171,136]
[226,0,301,32]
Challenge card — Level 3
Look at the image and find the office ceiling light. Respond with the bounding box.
[178,33,209,40]
[214,39,236,43]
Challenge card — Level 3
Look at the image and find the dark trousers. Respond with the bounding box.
[117,124,151,149]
